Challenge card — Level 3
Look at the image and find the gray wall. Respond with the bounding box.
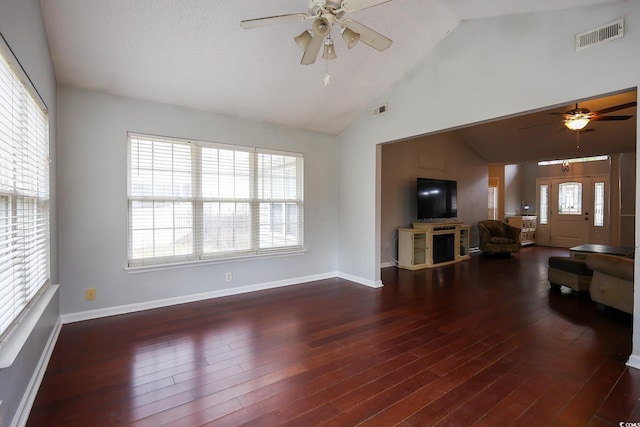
[504,164,523,217]
[335,3,640,357]
[3,2,640,424]
[380,131,488,264]
[0,0,59,426]
[380,131,624,263]
[57,87,339,315]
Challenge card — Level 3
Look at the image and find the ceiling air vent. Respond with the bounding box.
[372,103,388,118]
[575,18,624,51]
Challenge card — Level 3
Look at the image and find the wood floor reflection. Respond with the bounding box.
[27,246,640,426]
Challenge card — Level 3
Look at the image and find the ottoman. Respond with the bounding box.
[548,256,593,292]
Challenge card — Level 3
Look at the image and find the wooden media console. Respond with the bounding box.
[398,221,470,270]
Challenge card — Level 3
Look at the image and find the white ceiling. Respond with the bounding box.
[40,0,627,137]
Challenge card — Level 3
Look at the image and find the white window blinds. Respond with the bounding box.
[128,134,303,267]
[0,44,50,340]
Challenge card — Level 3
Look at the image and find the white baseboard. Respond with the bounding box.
[60,272,376,324]
[12,318,62,427]
[61,270,386,324]
[626,354,640,370]
[61,272,341,324]
[338,272,383,288]
[380,261,396,268]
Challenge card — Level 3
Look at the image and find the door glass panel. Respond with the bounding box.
[558,182,582,215]
[594,182,604,226]
[539,184,549,224]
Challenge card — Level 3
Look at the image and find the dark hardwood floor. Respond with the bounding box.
[27,246,640,426]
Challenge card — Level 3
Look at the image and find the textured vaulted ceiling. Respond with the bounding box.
[40,0,627,139]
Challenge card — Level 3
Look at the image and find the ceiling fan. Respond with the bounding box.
[240,0,394,66]
[554,101,637,131]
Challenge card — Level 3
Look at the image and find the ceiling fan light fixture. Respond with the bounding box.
[294,30,312,50]
[564,116,590,131]
[323,38,337,59]
[241,1,394,72]
[341,27,360,48]
[316,17,330,33]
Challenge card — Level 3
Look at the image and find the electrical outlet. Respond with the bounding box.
[225,272,233,282]
[85,288,96,301]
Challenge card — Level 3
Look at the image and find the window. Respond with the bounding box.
[0,45,50,340]
[539,184,549,225]
[537,155,608,166]
[487,186,498,220]
[128,134,303,267]
[558,182,582,215]
[594,181,605,227]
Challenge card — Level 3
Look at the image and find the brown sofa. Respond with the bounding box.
[585,253,634,314]
[478,220,521,255]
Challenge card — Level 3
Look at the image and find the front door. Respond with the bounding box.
[537,175,609,247]
[551,178,590,247]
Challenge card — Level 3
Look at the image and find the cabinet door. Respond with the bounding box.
[413,232,427,265]
[398,230,428,268]
[398,230,414,267]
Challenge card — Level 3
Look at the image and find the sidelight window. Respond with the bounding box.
[594,181,605,227]
[487,186,498,220]
[539,184,549,225]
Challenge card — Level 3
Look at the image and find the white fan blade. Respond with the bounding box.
[301,18,332,65]
[240,13,310,29]
[343,19,392,51]
[341,0,392,13]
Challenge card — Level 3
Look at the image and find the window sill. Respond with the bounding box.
[0,284,59,369]
[125,249,308,274]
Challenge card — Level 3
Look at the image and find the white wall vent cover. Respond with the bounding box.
[576,18,624,51]
[372,103,388,117]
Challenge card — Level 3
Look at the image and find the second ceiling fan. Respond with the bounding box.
[240,0,394,65]
[555,101,637,131]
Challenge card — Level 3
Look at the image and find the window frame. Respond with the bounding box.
[127,133,304,268]
[0,34,50,343]
[539,184,549,225]
[594,181,605,227]
[487,186,498,220]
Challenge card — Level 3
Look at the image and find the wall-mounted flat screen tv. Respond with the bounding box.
[417,178,458,220]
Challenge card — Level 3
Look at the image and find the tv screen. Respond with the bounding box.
[417,178,458,220]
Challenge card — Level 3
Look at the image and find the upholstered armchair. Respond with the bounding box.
[478,220,521,255]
